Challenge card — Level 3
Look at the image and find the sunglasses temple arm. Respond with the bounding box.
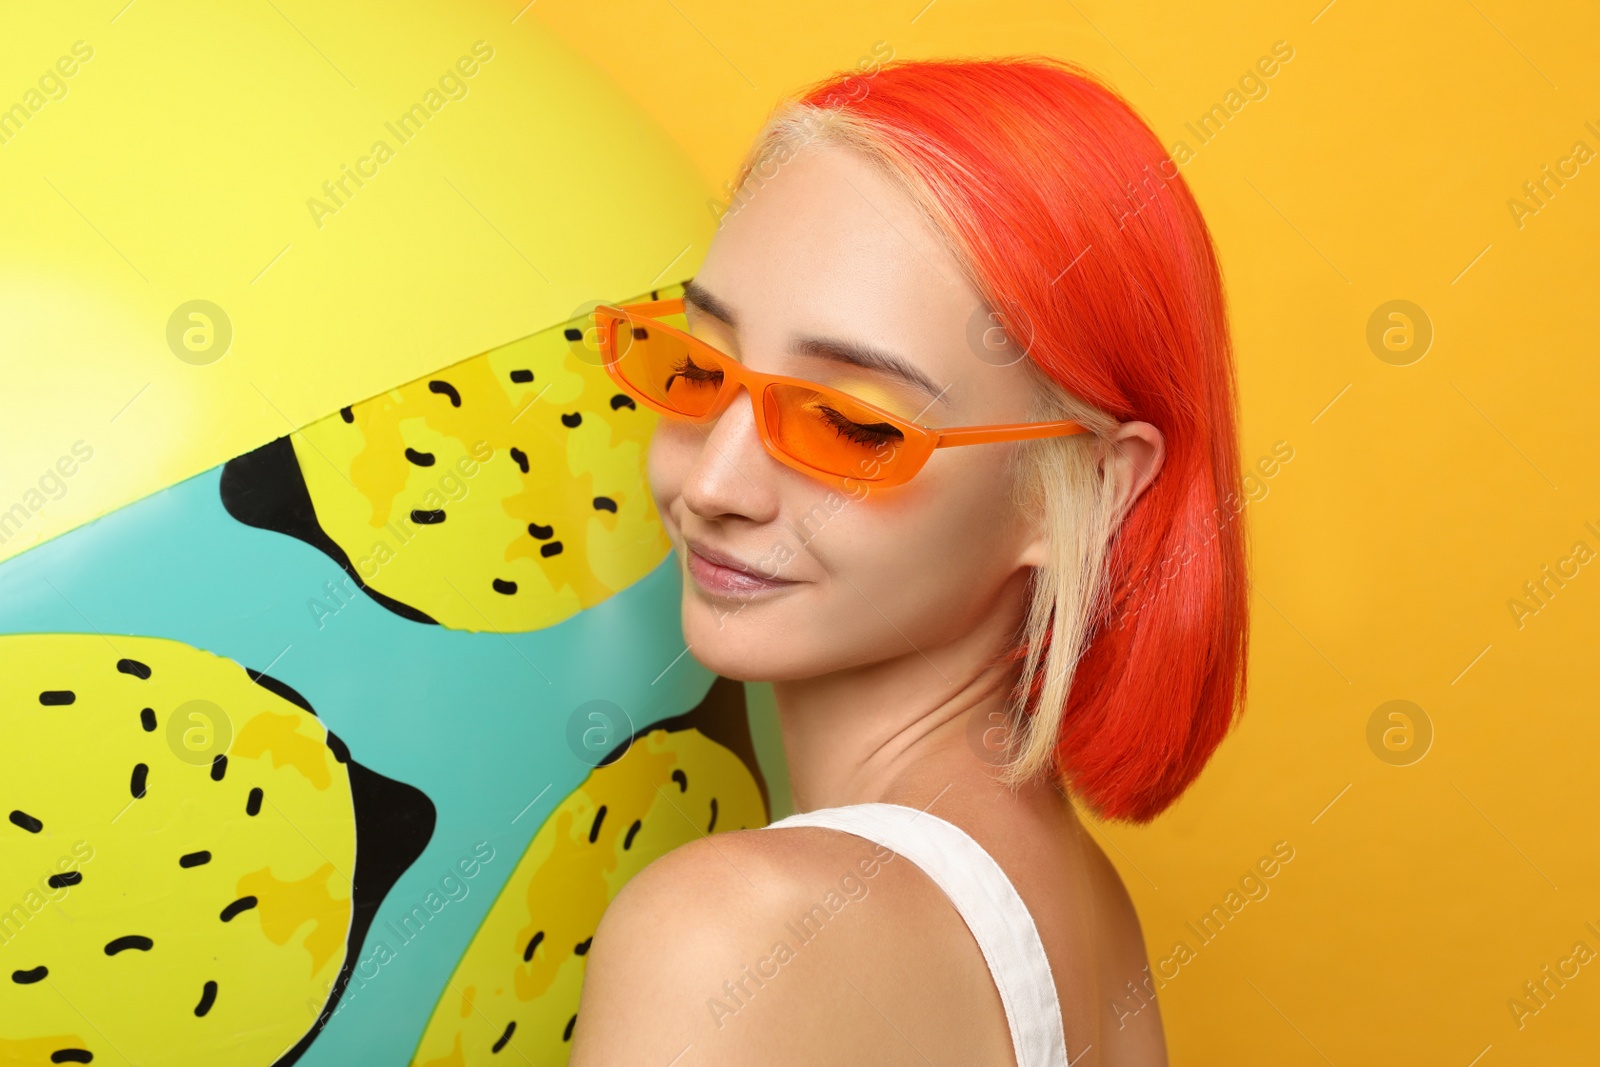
[932,420,1090,447]
[608,297,686,319]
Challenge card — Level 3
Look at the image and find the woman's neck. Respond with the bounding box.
[769,600,1064,823]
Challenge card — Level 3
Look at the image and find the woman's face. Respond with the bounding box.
[648,141,1052,682]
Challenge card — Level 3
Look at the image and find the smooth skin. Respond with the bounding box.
[570,140,1168,1066]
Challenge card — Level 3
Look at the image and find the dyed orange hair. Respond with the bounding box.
[732,56,1249,823]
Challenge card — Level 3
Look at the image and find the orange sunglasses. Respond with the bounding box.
[592,297,1090,491]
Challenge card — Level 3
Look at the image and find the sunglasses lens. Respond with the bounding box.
[764,383,909,480]
[607,314,724,418]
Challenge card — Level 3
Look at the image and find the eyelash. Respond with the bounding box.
[669,355,722,384]
[670,356,906,444]
[815,405,904,445]
[675,356,720,377]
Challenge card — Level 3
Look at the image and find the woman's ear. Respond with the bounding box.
[1015,481,1053,569]
[1017,522,1051,570]
[1108,421,1165,522]
[1014,420,1164,571]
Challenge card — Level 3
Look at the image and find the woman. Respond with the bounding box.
[571,55,1247,1066]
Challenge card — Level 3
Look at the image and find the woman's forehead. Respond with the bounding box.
[711,144,970,306]
[696,145,1005,392]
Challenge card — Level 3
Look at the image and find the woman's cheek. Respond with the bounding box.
[645,429,684,524]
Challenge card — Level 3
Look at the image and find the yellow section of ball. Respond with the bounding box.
[0,634,356,1066]
[292,289,676,633]
[410,726,765,1065]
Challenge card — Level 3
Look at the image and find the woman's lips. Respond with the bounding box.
[684,542,797,597]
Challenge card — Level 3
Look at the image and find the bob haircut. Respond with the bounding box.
[720,56,1250,824]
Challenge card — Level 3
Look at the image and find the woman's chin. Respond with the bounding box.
[680,608,818,683]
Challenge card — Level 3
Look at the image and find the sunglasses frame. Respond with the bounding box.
[592,296,1091,492]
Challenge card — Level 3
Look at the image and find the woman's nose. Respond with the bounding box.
[676,384,783,523]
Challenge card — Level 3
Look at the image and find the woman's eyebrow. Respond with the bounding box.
[790,335,950,407]
[681,279,950,407]
[682,279,738,326]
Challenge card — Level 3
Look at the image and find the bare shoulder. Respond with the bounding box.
[569,825,915,1066]
[1077,827,1168,1066]
[1082,832,1151,961]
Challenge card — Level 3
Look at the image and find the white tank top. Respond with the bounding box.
[762,802,1071,1067]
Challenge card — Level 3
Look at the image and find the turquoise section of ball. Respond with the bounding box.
[0,461,708,1065]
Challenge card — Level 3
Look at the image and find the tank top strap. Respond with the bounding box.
[764,802,1070,1067]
